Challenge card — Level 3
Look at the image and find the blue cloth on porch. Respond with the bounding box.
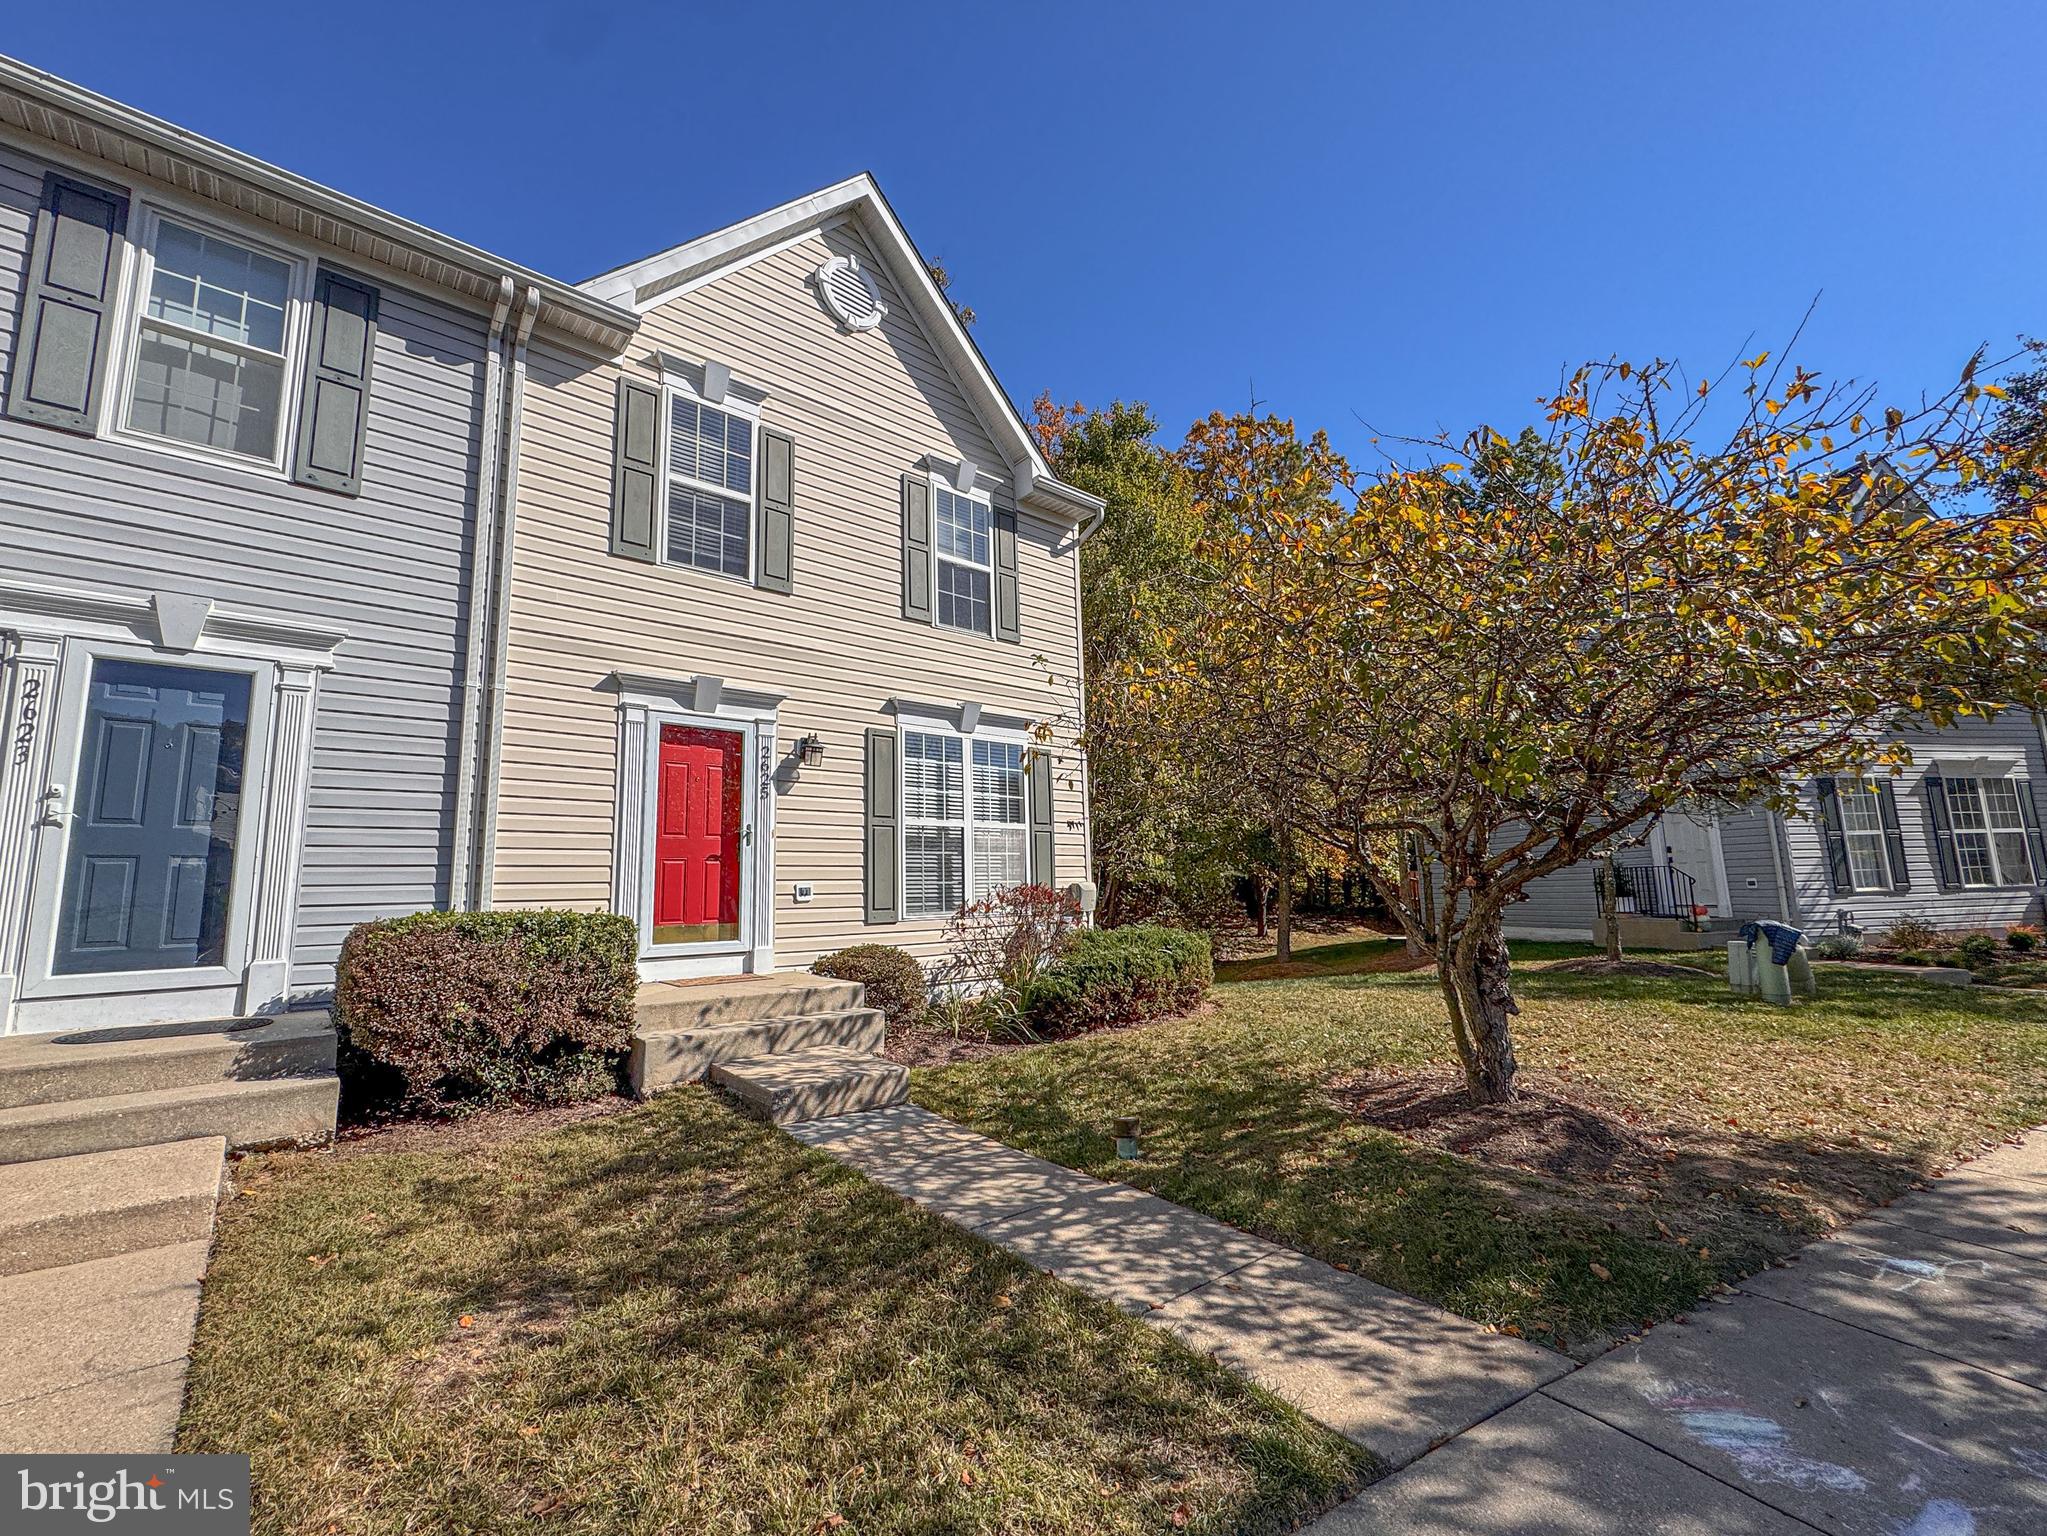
[1739,920,1806,966]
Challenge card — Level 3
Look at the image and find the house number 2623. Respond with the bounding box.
[11,673,40,767]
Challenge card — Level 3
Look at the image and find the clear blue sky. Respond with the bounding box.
[10,3,2040,462]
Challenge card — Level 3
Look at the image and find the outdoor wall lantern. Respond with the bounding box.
[797,733,826,768]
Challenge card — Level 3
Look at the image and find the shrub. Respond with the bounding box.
[942,884,1082,994]
[1957,933,2000,968]
[1894,949,1935,967]
[2006,924,2041,954]
[1019,924,1212,1037]
[1984,960,2047,989]
[1880,915,1942,952]
[812,944,927,1027]
[1811,934,1862,961]
[335,909,637,1114]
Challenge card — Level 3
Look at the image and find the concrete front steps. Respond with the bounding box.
[0,1011,339,1165]
[631,974,906,1124]
[0,1136,226,1452]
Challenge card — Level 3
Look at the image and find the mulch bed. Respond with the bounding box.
[317,1096,638,1160]
[1543,957,1716,979]
[1332,1066,1674,1184]
[883,1003,1218,1069]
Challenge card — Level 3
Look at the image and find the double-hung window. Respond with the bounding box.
[122,213,302,465]
[1946,776,2037,887]
[934,484,994,633]
[902,729,1031,916]
[665,389,754,579]
[1833,778,1895,891]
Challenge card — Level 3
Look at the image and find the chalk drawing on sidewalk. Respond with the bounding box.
[1894,1497,1976,1536]
[1850,1254,1992,1292]
[1643,1381,1870,1494]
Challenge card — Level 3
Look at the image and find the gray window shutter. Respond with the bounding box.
[5,172,127,434]
[1813,779,1852,895]
[901,473,933,623]
[756,426,795,592]
[1874,780,1911,892]
[864,727,900,923]
[994,505,1021,644]
[2019,779,2046,885]
[291,268,379,495]
[1924,775,1963,891]
[611,377,660,562]
[1027,748,1056,886]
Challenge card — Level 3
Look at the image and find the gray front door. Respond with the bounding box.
[51,657,253,975]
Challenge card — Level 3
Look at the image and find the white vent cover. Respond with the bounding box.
[814,254,887,332]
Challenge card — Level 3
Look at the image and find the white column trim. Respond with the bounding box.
[0,636,63,1033]
[613,707,650,926]
[240,666,320,1014]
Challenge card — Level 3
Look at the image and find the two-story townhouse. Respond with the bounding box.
[485,177,1103,980]
[1503,712,2047,943]
[0,57,635,1036]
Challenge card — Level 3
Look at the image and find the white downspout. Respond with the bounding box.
[449,276,515,912]
[473,284,539,910]
[1070,499,1106,916]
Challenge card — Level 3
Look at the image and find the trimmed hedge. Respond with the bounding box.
[1019,924,1212,1036]
[812,943,928,1027]
[335,909,638,1113]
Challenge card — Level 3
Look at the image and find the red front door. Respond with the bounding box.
[652,725,744,946]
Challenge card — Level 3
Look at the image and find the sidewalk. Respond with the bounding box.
[790,1104,1571,1470]
[1308,1130,2047,1535]
[797,1107,2047,1534]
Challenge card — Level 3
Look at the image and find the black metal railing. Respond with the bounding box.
[1599,861,1700,922]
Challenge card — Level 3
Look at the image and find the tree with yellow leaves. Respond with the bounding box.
[1158,353,2045,1104]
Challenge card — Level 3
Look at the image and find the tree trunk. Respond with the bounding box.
[1599,860,1624,962]
[1275,829,1294,962]
[1440,909,1520,1104]
[1255,880,1269,938]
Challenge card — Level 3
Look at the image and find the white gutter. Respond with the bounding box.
[448,277,516,911]
[471,285,540,910]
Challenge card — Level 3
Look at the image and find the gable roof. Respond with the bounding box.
[0,53,637,355]
[580,174,1103,523]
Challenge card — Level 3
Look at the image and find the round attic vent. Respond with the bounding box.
[814,254,886,332]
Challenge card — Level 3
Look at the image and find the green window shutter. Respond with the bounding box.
[291,268,380,495]
[901,473,933,623]
[1923,775,1963,891]
[1874,780,1911,892]
[611,377,660,562]
[993,505,1021,644]
[5,172,128,434]
[1027,748,1056,886]
[1813,779,1852,895]
[2019,779,2046,885]
[864,727,901,923]
[756,426,795,592]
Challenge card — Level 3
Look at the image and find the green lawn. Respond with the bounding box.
[915,936,2047,1355]
[181,1090,1364,1536]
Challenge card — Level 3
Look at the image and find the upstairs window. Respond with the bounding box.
[665,391,754,579]
[1946,776,2036,887]
[934,484,992,633]
[122,213,301,465]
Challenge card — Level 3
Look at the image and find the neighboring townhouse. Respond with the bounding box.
[1504,713,2047,943]
[487,177,1103,980]
[0,57,634,1036]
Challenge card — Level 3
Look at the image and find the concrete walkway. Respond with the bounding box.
[790,1105,1572,1469]
[799,1108,2047,1534]
[1308,1130,2047,1535]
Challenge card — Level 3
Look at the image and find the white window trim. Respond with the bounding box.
[659,373,760,587]
[1945,773,2036,889]
[103,202,314,479]
[898,713,1031,919]
[1832,778,1897,894]
[929,472,996,637]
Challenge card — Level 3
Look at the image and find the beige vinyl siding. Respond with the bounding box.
[493,222,1086,967]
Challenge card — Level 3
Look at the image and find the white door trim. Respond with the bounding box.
[609,672,780,979]
[0,579,341,1034]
